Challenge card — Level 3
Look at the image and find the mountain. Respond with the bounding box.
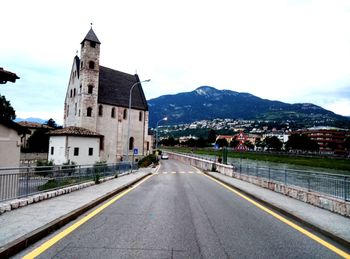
[148,86,349,128]
[14,117,47,124]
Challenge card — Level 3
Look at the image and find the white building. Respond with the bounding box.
[48,28,152,165]
[48,127,101,165]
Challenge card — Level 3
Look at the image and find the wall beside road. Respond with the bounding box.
[168,152,350,218]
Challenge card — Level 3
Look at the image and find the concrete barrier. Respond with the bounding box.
[168,152,350,218]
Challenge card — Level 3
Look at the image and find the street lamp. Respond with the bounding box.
[155,117,168,155]
[125,79,151,162]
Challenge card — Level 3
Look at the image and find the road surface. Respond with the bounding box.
[20,158,349,258]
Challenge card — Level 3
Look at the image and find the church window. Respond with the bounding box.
[90,42,96,48]
[129,137,134,150]
[89,61,95,69]
[75,103,77,115]
[74,88,76,97]
[139,111,143,122]
[70,89,72,98]
[88,85,93,94]
[74,147,79,156]
[88,147,93,156]
[98,105,103,116]
[111,107,115,118]
[123,109,127,120]
[87,107,92,117]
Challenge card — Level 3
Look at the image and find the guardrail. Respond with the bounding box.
[174,152,350,201]
[0,162,135,202]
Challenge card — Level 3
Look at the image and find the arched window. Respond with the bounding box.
[87,107,92,117]
[88,85,93,94]
[73,88,76,97]
[89,61,95,69]
[98,105,103,116]
[90,42,96,48]
[111,107,115,118]
[129,137,134,150]
[123,109,127,120]
[70,89,72,98]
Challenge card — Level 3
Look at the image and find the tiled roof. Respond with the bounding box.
[81,28,101,44]
[0,67,20,84]
[0,119,30,134]
[48,126,101,137]
[98,66,148,111]
[18,121,53,129]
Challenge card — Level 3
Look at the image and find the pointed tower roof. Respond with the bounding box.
[81,28,101,44]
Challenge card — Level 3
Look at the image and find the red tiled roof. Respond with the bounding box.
[18,121,53,129]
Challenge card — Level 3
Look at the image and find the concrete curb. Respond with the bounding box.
[0,173,151,258]
[204,171,350,249]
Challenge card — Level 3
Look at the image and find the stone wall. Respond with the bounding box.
[168,152,350,218]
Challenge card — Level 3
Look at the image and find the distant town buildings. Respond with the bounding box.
[296,126,350,155]
[158,118,350,155]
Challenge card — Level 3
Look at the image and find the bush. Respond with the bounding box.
[93,161,107,184]
[35,160,54,177]
[138,154,158,168]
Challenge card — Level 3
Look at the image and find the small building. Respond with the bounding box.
[48,126,102,165]
[0,120,29,168]
[17,121,53,149]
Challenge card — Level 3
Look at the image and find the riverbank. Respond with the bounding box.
[165,147,350,173]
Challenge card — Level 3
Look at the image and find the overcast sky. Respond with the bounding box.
[1,0,350,125]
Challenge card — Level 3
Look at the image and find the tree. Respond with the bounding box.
[46,118,58,129]
[264,136,283,151]
[229,139,240,148]
[216,138,228,148]
[0,95,16,120]
[27,128,50,152]
[285,134,319,152]
[207,129,217,144]
[345,137,350,151]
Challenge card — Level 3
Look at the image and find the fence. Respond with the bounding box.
[0,162,135,202]
[177,152,350,201]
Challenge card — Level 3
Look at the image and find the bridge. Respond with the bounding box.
[0,155,349,258]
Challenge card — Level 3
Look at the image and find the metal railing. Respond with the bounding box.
[177,152,350,201]
[0,162,135,202]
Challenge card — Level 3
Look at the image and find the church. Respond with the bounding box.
[48,28,152,165]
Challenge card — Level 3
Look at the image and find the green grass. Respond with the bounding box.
[165,147,350,173]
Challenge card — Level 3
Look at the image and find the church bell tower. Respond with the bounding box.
[78,27,101,131]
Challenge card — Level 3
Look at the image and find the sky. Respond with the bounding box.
[1,0,350,125]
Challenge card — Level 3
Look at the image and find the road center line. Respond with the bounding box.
[23,174,153,259]
[202,173,350,258]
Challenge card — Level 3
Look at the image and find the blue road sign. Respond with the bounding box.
[133,148,138,155]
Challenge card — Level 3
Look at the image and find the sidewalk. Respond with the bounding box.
[0,169,152,257]
[206,171,350,247]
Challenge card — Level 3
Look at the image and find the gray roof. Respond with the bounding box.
[48,126,101,137]
[81,28,101,44]
[98,66,148,111]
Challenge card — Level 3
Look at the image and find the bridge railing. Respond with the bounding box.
[173,151,350,201]
[0,162,136,202]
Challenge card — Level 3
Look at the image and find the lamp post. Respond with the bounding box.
[125,79,151,162]
[155,117,168,156]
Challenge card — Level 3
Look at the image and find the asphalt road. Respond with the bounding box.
[20,159,346,258]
